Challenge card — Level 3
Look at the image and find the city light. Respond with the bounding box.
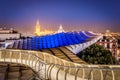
[35,20,53,36]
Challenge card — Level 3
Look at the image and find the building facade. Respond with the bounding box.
[35,20,53,36]
[97,36,118,60]
[0,28,21,40]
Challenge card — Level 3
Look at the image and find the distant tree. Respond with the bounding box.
[77,44,116,64]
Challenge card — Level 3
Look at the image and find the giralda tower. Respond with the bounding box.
[35,20,40,35]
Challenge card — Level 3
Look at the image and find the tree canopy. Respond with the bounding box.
[77,44,116,64]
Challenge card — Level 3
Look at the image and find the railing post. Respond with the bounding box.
[88,68,93,80]
[27,53,31,65]
[45,63,47,80]
[0,50,2,59]
[75,68,79,80]
[56,66,62,80]
[4,50,6,62]
[46,64,53,79]
[49,64,55,80]
[91,69,93,80]
[32,55,35,67]
[82,68,85,79]
[65,67,69,80]
[16,51,18,63]
[100,70,103,80]
[35,59,39,71]
[19,51,22,63]
[110,66,115,80]
[10,51,12,62]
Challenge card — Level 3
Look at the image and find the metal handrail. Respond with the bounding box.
[0,49,120,80]
[0,49,47,80]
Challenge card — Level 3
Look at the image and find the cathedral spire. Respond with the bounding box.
[35,20,40,35]
[36,19,40,26]
[57,24,65,33]
[35,19,53,36]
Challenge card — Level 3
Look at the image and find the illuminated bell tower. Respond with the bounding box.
[35,20,40,35]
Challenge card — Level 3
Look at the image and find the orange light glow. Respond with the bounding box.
[35,20,53,36]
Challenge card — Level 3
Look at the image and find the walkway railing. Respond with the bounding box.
[0,49,47,80]
[0,49,120,80]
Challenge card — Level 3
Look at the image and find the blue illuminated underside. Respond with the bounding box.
[16,31,95,50]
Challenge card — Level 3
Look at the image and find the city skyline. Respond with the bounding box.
[0,1,120,80]
[0,0,120,32]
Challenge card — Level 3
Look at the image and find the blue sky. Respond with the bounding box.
[0,0,120,32]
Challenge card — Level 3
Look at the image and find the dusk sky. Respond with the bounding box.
[0,0,120,33]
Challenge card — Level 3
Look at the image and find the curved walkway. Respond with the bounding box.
[0,49,120,80]
[0,62,37,80]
